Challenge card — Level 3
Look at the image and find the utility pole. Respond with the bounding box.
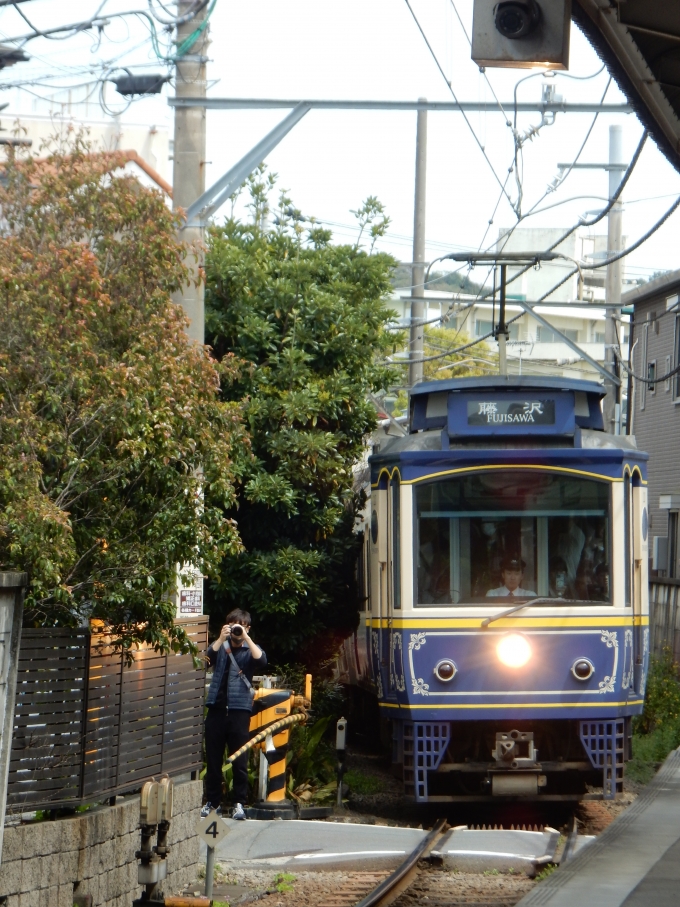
[172,1,209,344]
[497,264,508,376]
[409,99,427,388]
[604,125,624,433]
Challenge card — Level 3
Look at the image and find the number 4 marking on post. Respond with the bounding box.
[197,811,229,845]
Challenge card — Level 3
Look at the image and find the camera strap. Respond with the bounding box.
[224,644,256,699]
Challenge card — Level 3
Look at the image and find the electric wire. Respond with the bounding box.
[472,129,649,302]
[411,75,619,328]
[403,0,518,215]
[147,0,209,27]
[615,349,680,386]
[448,0,512,124]
[523,191,680,301]
[392,311,524,364]
[355,128,649,353]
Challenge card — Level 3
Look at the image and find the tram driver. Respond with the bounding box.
[486,555,536,599]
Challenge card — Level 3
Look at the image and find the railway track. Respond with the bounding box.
[314,819,534,907]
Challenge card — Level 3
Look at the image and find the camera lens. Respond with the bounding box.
[231,624,244,638]
[494,1,541,39]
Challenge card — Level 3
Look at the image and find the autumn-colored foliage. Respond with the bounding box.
[0,136,245,655]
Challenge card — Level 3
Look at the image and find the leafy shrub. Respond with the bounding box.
[635,648,680,734]
[628,648,680,783]
[205,180,398,664]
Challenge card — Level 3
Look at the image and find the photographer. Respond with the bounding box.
[202,608,266,820]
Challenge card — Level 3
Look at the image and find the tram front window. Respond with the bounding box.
[415,471,611,605]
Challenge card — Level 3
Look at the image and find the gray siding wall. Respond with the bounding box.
[632,292,680,544]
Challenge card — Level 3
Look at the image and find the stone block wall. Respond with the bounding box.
[0,780,202,907]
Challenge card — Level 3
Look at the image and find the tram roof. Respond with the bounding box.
[409,376,606,399]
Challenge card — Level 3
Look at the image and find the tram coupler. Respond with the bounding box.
[488,731,546,795]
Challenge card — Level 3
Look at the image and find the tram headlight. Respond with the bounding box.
[571,657,595,681]
[496,634,532,668]
[434,659,457,682]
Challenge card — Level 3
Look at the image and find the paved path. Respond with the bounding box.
[199,819,427,870]
[517,747,680,907]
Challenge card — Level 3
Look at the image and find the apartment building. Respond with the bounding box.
[623,270,680,577]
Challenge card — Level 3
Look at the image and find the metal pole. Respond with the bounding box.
[498,264,508,376]
[604,125,624,433]
[170,97,634,114]
[172,1,209,344]
[205,845,215,899]
[409,98,427,388]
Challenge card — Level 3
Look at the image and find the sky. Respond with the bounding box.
[2,0,680,288]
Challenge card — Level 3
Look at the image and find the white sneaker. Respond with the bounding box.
[200,802,222,819]
[232,803,246,820]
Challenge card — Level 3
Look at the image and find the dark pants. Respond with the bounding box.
[205,707,252,807]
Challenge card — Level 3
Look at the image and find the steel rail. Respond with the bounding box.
[354,818,448,907]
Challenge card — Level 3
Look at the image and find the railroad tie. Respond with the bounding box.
[316,873,388,907]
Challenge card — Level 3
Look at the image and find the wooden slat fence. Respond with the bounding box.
[6,617,207,812]
[649,578,680,663]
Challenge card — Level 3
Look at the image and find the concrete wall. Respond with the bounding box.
[0,780,201,907]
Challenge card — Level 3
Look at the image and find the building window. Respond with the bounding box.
[641,322,649,410]
[669,512,679,579]
[648,360,656,396]
[476,319,518,340]
[594,330,605,344]
[666,355,672,393]
[674,315,680,400]
[536,326,579,343]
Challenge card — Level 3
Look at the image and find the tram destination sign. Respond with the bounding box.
[467,399,556,426]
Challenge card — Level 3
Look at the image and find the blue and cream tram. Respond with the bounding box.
[341,376,649,803]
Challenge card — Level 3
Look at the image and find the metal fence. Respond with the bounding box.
[6,617,207,812]
[649,579,680,662]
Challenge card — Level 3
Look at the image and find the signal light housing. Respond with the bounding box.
[471,0,571,70]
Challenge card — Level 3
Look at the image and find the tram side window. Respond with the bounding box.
[415,471,611,605]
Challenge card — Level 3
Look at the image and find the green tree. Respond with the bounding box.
[205,189,397,662]
[0,137,245,655]
[389,325,497,417]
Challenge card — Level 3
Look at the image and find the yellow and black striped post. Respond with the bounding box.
[249,687,293,806]
[246,674,312,817]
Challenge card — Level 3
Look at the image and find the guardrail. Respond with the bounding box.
[649,578,680,662]
[6,616,207,813]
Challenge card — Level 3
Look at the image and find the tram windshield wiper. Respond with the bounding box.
[481,598,571,628]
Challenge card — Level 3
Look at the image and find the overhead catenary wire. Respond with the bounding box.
[416,128,647,324]
[403,0,519,215]
[471,129,650,303]
[390,312,523,365]
[520,192,680,302]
